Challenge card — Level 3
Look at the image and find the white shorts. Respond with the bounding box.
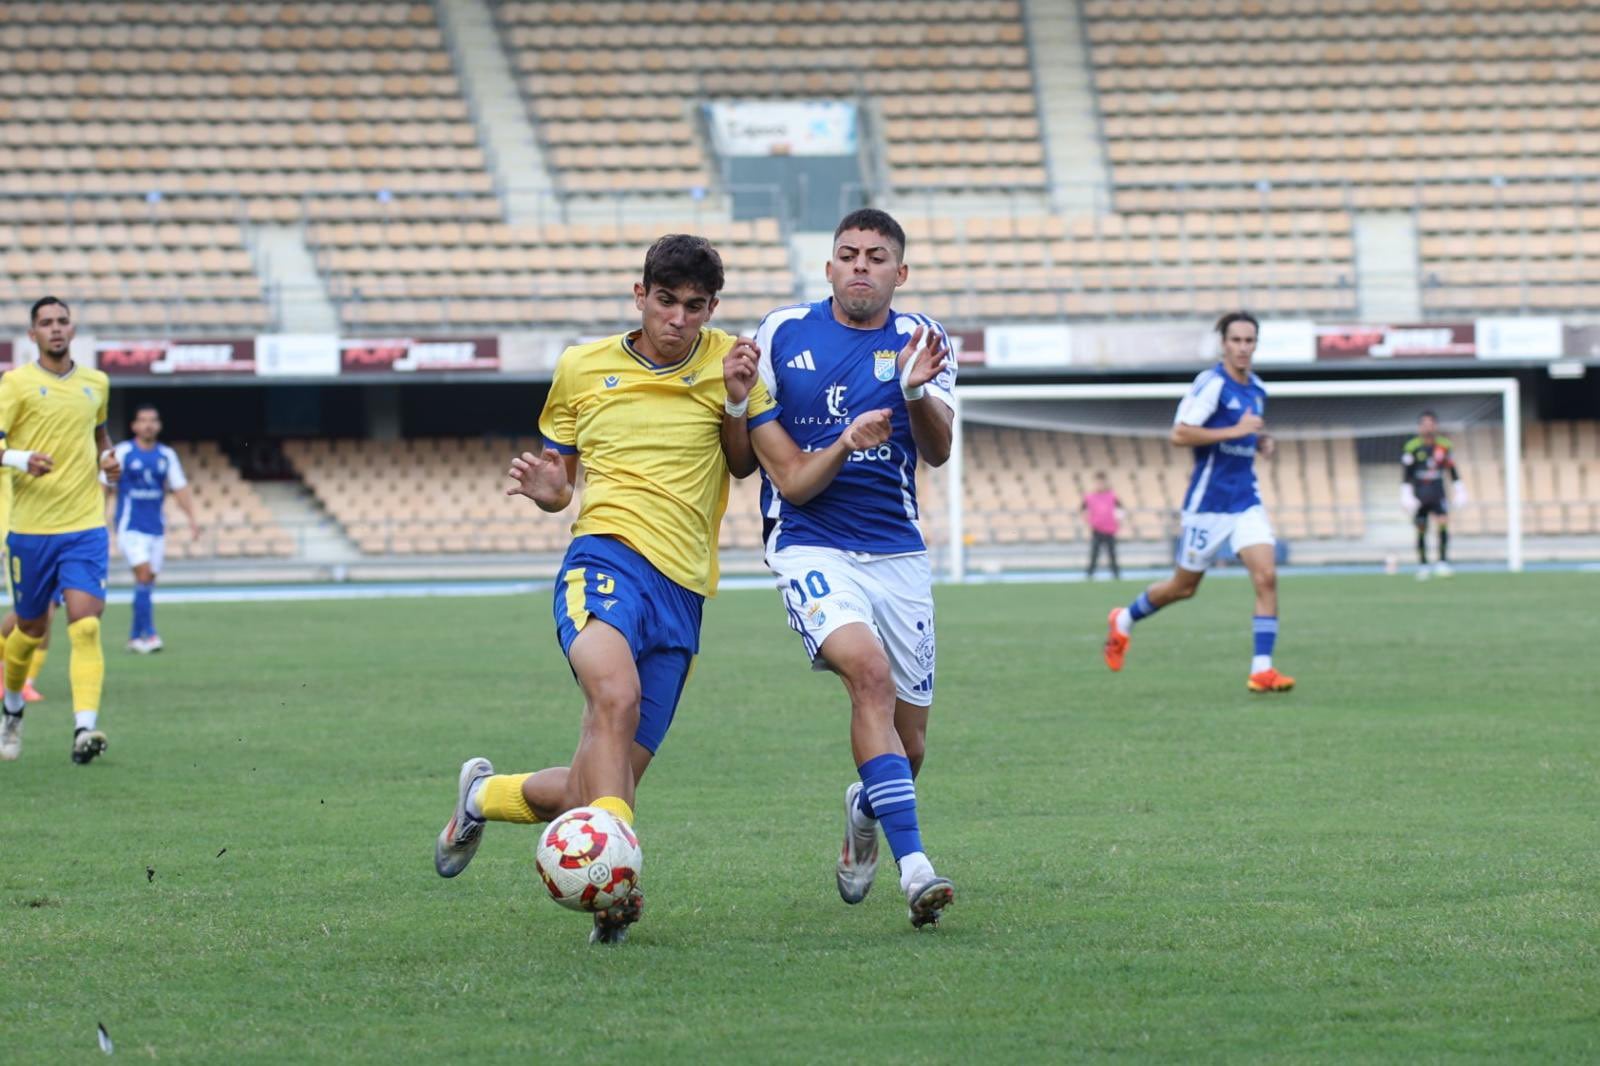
[770,545,937,707]
[119,530,166,573]
[1177,505,1275,572]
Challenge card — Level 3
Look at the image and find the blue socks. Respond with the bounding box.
[132,582,154,640]
[1251,615,1277,674]
[856,753,923,862]
[1127,591,1158,624]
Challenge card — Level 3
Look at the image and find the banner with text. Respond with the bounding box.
[706,101,859,157]
[340,336,500,374]
[97,338,254,375]
[1316,323,1475,360]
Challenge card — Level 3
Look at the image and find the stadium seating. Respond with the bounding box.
[151,442,295,559]
[307,217,796,332]
[1085,1,1600,209]
[905,210,1357,321]
[1418,205,1600,313]
[0,3,491,202]
[494,0,1046,194]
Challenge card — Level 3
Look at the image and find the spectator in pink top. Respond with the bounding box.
[1082,471,1124,580]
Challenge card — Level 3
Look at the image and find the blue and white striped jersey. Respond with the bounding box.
[754,299,956,555]
[1174,363,1266,515]
[112,441,187,536]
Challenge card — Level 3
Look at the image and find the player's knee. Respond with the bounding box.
[584,674,640,731]
[842,654,895,713]
[900,732,926,774]
[1252,570,1277,595]
[68,615,101,646]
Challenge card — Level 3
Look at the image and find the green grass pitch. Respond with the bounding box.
[2,572,1597,1062]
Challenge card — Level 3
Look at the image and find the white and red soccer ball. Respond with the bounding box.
[534,806,641,912]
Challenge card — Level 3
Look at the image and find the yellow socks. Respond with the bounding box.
[67,617,104,713]
[479,773,539,824]
[593,795,635,826]
[26,647,46,682]
[4,627,42,695]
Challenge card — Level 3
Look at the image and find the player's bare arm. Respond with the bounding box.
[506,448,577,512]
[96,425,120,483]
[750,408,893,506]
[719,336,761,479]
[1171,411,1262,448]
[172,485,202,539]
[896,325,954,466]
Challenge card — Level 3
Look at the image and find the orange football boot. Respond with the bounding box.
[1103,608,1130,672]
[1247,668,1295,692]
[21,680,44,702]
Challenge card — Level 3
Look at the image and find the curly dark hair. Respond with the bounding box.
[641,235,724,296]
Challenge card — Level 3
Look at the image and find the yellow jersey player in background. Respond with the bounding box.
[431,235,892,944]
[0,297,121,764]
[0,468,59,704]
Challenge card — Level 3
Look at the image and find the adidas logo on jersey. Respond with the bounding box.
[1226,396,1242,410]
[786,350,816,371]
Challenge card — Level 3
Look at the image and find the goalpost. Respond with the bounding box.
[940,377,1523,582]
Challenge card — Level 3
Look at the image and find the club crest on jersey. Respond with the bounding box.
[681,371,698,385]
[872,349,898,382]
[603,375,620,388]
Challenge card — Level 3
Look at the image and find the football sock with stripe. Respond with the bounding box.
[1119,591,1158,635]
[858,753,934,889]
[67,617,104,719]
[1251,615,1277,675]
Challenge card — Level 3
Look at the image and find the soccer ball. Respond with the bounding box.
[534,806,642,912]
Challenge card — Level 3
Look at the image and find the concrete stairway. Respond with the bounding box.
[1023,0,1112,215]
[250,226,338,334]
[1354,213,1423,323]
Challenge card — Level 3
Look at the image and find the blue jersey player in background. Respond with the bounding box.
[108,404,200,653]
[1104,311,1294,693]
[723,208,958,930]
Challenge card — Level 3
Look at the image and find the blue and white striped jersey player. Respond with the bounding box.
[1103,311,1295,693]
[108,404,200,653]
[723,208,958,930]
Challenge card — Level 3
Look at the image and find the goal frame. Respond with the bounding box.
[944,377,1523,581]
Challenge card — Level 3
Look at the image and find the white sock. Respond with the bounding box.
[3,689,24,714]
[1251,655,1272,675]
[75,710,98,732]
[1115,608,1133,636]
[898,851,935,894]
[466,778,487,820]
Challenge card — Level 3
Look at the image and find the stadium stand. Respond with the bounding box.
[904,210,1357,320]
[494,0,1046,195]
[308,218,796,331]
[153,442,294,559]
[1085,0,1600,211]
[1418,205,1600,314]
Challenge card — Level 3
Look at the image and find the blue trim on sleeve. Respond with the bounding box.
[544,439,578,455]
[747,408,782,430]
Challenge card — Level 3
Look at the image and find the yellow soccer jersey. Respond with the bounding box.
[539,327,776,597]
[0,362,111,535]
[0,467,10,534]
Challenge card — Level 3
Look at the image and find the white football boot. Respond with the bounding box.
[906,876,955,930]
[0,711,22,761]
[836,781,880,904]
[71,728,108,765]
[434,757,493,878]
[1433,561,1453,578]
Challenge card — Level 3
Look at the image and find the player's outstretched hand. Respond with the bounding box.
[722,337,759,406]
[1257,432,1276,459]
[840,409,893,451]
[506,447,568,504]
[27,452,53,477]
[98,449,120,483]
[895,326,949,393]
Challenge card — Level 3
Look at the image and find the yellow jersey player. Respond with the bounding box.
[431,236,891,944]
[0,297,121,764]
